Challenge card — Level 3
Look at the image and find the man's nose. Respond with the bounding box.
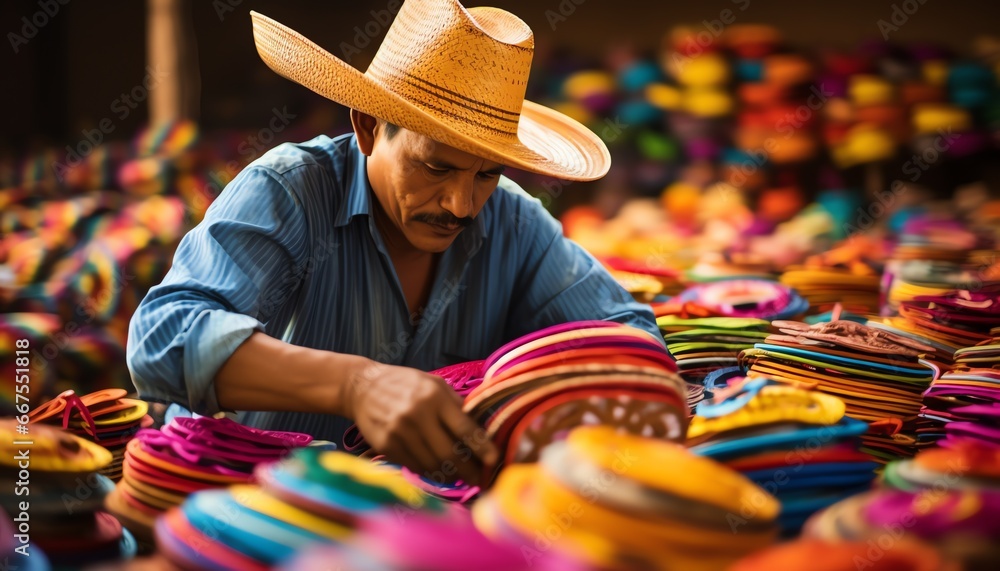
[439,177,475,219]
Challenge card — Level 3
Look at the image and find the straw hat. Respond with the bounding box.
[250,0,611,181]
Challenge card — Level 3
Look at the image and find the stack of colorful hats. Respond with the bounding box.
[780,261,881,317]
[920,330,1000,449]
[687,375,878,534]
[475,425,780,570]
[806,441,1000,571]
[0,419,137,569]
[897,289,1000,447]
[106,416,310,543]
[740,319,938,461]
[656,315,772,407]
[341,359,488,454]
[602,256,683,302]
[882,218,987,313]
[729,538,960,571]
[682,255,775,284]
[462,321,688,470]
[29,388,152,481]
[672,279,809,320]
[954,325,1000,372]
[888,288,1000,357]
[882,438,999,491]
[277,504,584,571]
[157,447,454,570]
[397,361,498,504]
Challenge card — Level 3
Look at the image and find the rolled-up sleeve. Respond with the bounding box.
[127,166,310,415]
[505,196,664,347]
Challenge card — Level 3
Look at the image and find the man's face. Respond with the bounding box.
[366,125,506,254]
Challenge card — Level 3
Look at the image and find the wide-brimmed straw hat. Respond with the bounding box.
[250,0,611,181]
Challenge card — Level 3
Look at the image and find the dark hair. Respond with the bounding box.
[380,119,400,140]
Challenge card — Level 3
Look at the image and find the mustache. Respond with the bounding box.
[413,213,474,228]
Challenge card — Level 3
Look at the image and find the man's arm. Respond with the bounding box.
[502,191,664,345]
[127,163,496,482]
[126,165,319,416]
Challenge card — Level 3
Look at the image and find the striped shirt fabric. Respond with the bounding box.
[126,133,662,444]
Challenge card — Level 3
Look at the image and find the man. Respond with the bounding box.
[127,0,661,485]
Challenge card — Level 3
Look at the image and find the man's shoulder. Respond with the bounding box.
[245,132,356,180]
[228,133,361,217]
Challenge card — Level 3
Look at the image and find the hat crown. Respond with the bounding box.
[366,0,534,142]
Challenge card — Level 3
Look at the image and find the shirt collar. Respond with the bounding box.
[333,136,373,228]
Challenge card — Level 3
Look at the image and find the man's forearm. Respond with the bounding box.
[213,331,373,416]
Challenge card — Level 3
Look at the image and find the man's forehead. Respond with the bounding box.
[403,129,504,170]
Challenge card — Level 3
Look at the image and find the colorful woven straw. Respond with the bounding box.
[728,538,959,571]
[881,439,1000,492]
[674,279,809,320]
[913,295,1000,448]
[805,488,1000,571]
[107,416,310,543]
[780,264,881,316]
[657,315,772,388]
[29,388,151,481]
[275,508,586,571]
[475,425,779,571]
[158,447,450,570]
[250,0,611,181]
[688,376,878,534]
[0,420,137,568]
[463,321,687,471]
[740,319,938,462]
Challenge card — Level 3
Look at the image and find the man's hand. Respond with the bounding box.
[342,361,499,486]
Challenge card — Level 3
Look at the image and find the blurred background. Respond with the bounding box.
[2,0,999,412]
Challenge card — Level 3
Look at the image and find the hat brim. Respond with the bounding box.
[251,11,611,182]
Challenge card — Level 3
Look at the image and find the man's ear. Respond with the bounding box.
[351,109,378,156]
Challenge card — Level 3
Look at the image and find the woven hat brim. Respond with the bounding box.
[250,11,611,182]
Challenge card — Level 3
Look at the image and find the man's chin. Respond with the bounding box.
[407,230,461,254]
[403,222,464,253]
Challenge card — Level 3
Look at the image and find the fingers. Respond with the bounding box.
[381,429,434,476]
[357,367,498,486]
[419,415,483,485]
[438,398,499,472]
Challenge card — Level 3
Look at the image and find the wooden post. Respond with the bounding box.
[146,0,200,126]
